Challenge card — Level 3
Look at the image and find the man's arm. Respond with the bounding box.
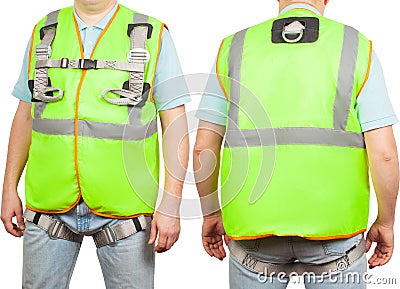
[364,125,399,268]
[148,105,189,253]
[193,120,227,260]
[1,101,32,237]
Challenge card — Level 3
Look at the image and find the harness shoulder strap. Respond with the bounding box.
[102,13,152,106]
[33,10,64,103]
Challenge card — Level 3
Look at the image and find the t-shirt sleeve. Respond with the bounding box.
[356,51,398,132]
[152,27,191,111]
[195,62,228,126]
[12,39,32,103]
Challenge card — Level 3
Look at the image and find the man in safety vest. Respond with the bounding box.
[1,0,189,288]
[194,0,399,288]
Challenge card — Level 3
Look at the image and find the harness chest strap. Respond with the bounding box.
[33,10,152,106]
[228,238,366,277]
[35,58,145,72]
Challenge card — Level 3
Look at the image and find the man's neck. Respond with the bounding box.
[74,0,117,26]
[279,1,325,16]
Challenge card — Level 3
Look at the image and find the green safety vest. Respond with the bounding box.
[26,5,164,218]
[217,9,372,240]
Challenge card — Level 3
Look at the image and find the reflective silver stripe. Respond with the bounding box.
[225,128,365,148]
[227,29,248,127]
[34,10,60,119]
[32,118,157,141]
[224,25,363,150]
[334,25,359,130]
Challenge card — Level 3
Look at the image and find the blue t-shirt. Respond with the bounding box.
[196,4,398,132]
[13,2,190,111]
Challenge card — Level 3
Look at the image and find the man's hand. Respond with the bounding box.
[1,101,32,237]
[1,189,25,237]
[148,211,180,253]
[202,211,227,260]
[366,220,394,269]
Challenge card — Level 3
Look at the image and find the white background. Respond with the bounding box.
[0,0,399,288]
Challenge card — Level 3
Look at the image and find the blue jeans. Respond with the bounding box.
[229,234,367,289]
[22,201,154,289]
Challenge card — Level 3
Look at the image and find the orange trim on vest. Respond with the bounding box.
[28,25,37,77]
[26,203,154,219]
[227,229,366,241]
[90,5,120,58]
[356,41,373,99]
[216,40,229,100]
[25,196,81,214]
[87,207,154,219]
[72,14,85,200]
[149,22,166,103]
[71,6,120,205]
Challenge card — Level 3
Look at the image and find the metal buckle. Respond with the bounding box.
[48,219,62,239]
[78,59,97,69]
[104,226,117,246]
[35,44,52,58]
[60,58,69,69]
[336,255,350,271]
[127,48,150,63]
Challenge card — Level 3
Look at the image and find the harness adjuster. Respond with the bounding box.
[127,23,153,39]
[48,219,62,239]
[103,226,117,246]
[40,23,58,40]
[127,48,150,63]
[78,59,98,69]
[35,44,52,58]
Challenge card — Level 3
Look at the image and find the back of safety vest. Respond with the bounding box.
[217,9,372,240]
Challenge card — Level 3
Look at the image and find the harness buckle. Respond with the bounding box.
[60,58,69,68]
[336,254,350,271]
[78,59,98,69]
[48,219,62,239]
[127,48,150,63]
[35,44,52,58]
[104,226,117,246]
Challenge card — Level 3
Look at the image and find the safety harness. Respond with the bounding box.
[32,10,151,106]
[228,238,366,277]
[24,209,151,247]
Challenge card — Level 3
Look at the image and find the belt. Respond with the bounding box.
[228,237,366,276]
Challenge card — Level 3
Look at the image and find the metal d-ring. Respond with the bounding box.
[282,29,304,43]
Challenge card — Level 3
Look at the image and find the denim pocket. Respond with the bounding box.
[237,239,261,252]
[321,234,362,256]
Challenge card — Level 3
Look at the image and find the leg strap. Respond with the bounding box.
[24,209,83,243]
[228,237,366,277]
[92,215,151,248]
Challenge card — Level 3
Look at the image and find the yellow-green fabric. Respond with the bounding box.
[218,9,372,240]
[26,5,164,217]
